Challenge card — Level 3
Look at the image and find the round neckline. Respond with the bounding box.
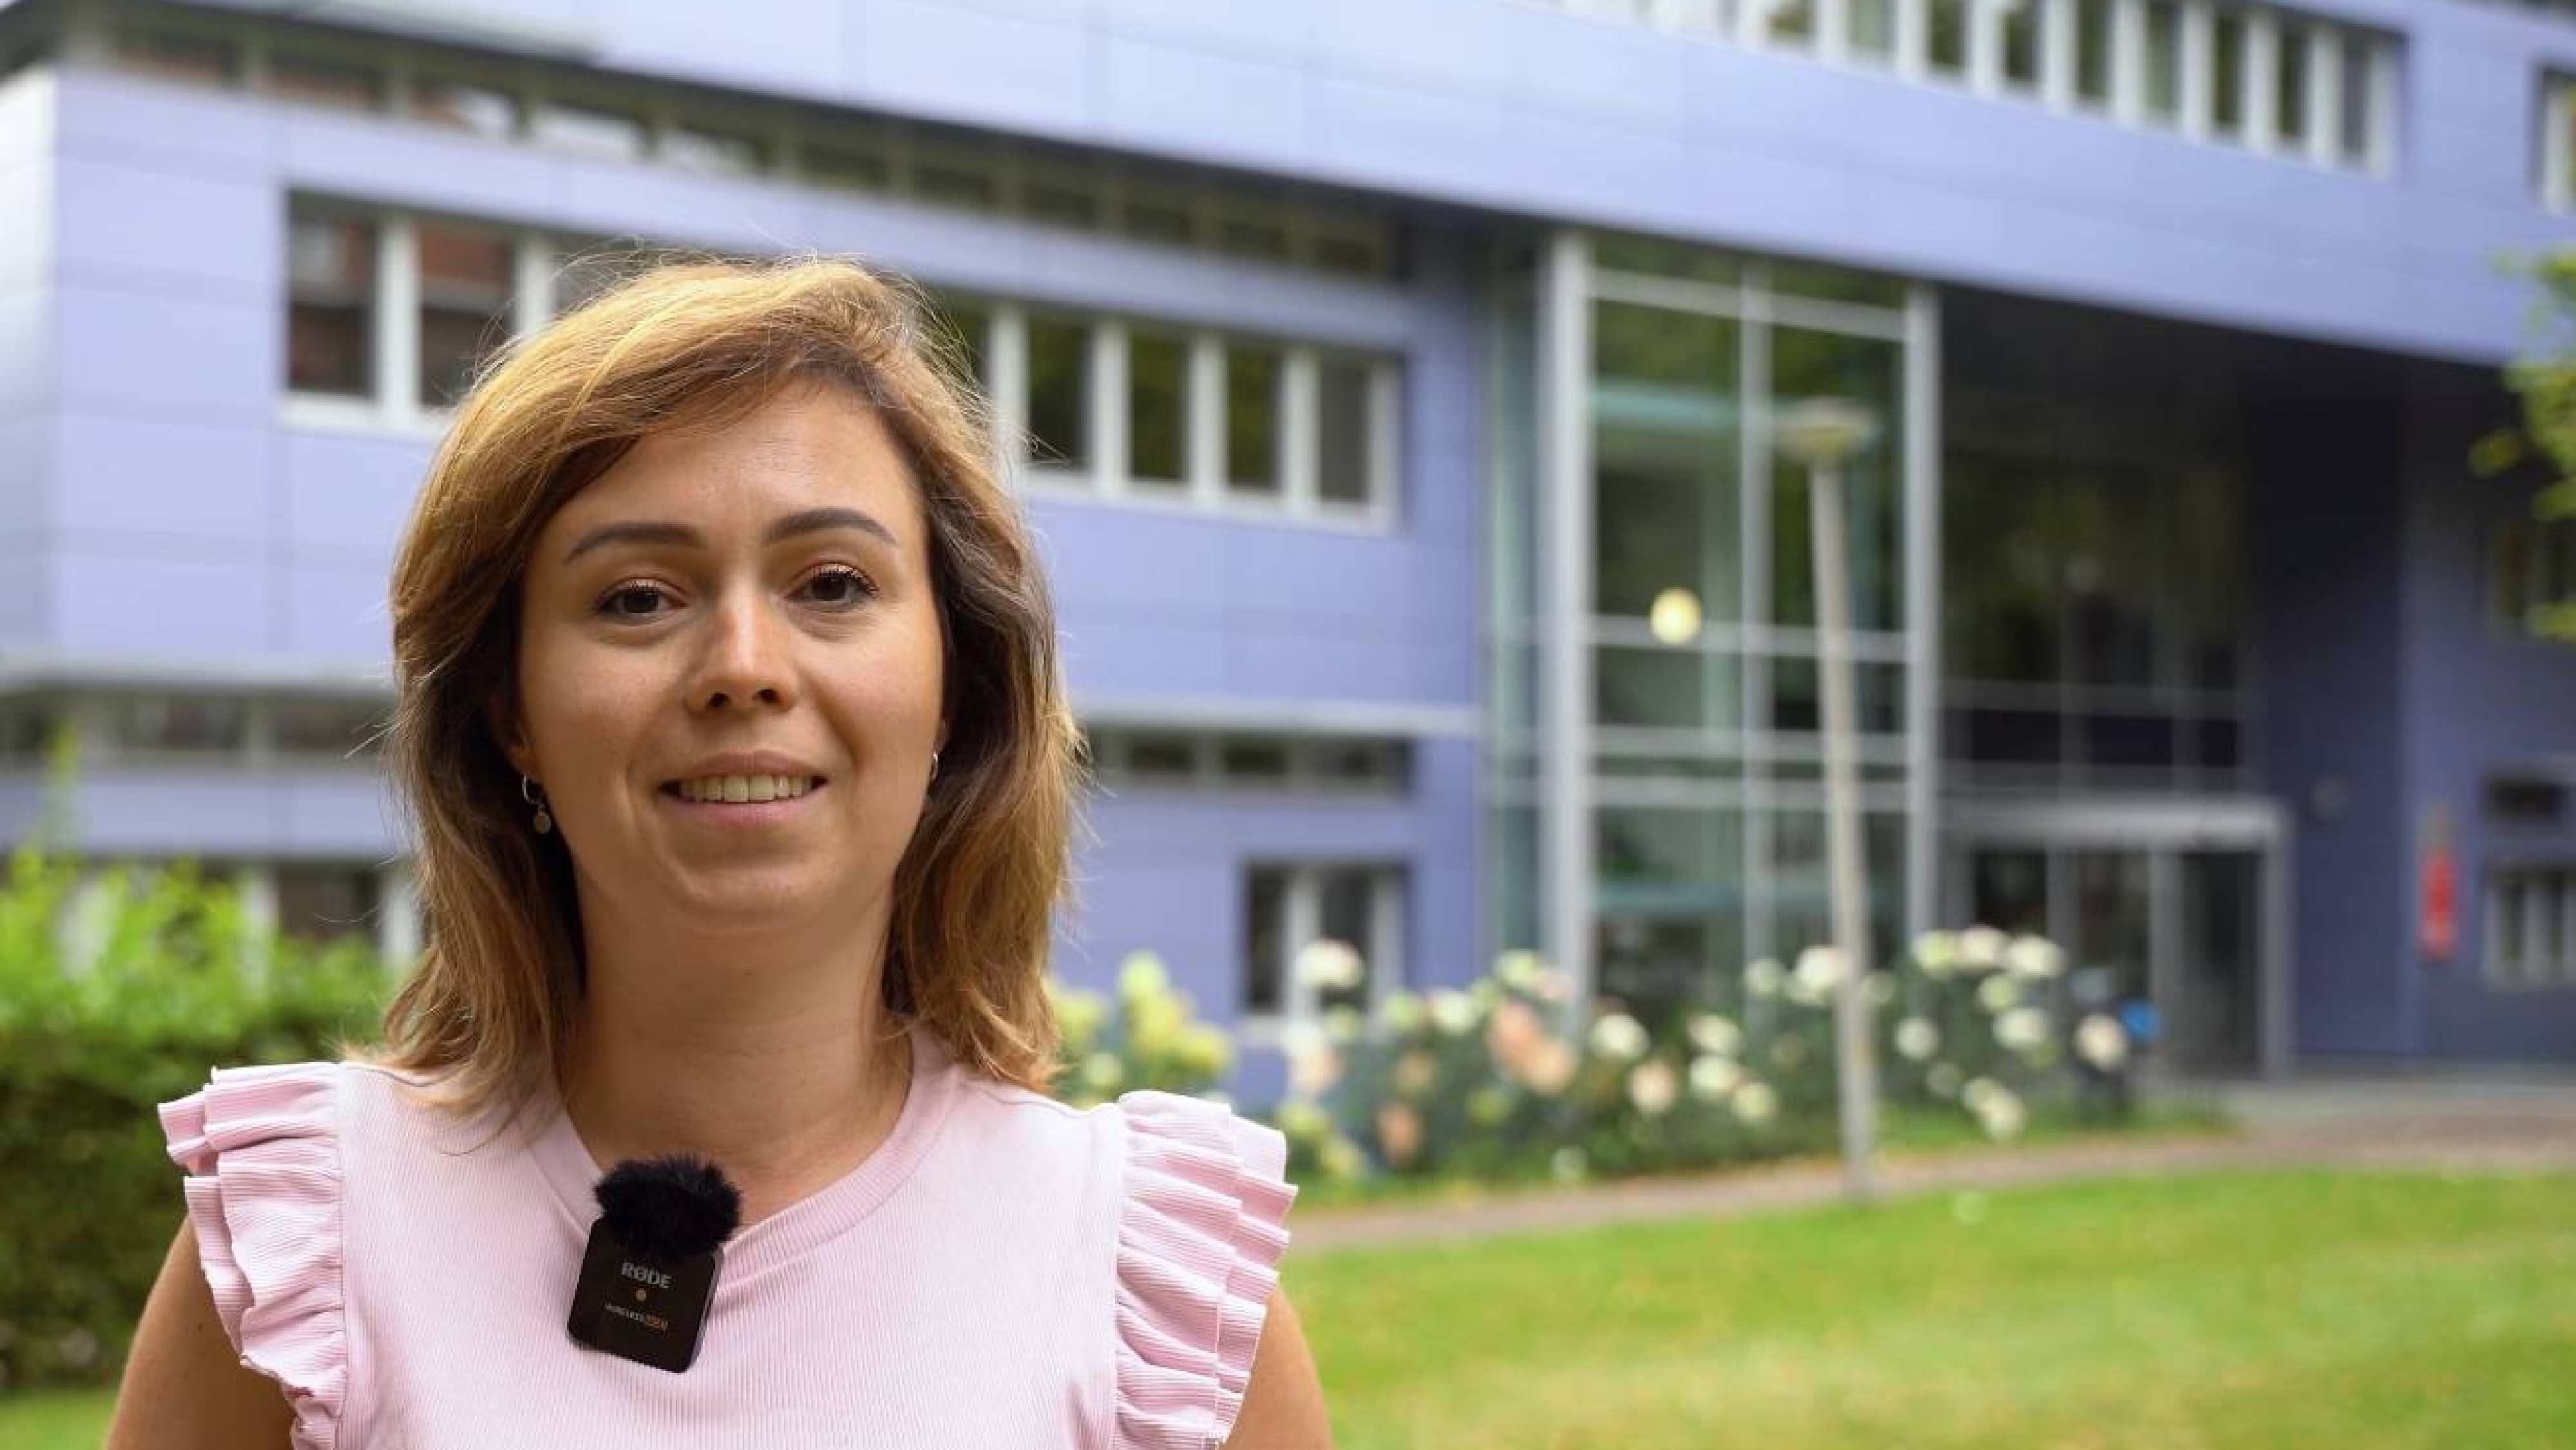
[530,1017,956,1287]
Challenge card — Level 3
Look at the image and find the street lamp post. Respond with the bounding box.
[1777,397,1882,1205]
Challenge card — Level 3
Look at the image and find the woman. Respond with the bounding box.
[108,258,1328,1448]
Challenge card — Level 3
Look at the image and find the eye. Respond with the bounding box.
[594,580,675,620]
[798,564,880,608]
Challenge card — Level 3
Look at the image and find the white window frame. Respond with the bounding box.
[2485,866,2576,989]
[2543,73,2576,212]
[1236,862,1410,1047]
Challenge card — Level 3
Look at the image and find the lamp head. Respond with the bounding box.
[1776,398,1880,468]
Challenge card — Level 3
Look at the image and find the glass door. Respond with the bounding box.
[2171,850,2262,1073]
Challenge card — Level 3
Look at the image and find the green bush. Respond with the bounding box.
[0,847,388,1392]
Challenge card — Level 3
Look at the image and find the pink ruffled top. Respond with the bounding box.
[156,1019,1296,1449]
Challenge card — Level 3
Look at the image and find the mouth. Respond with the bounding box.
[659,773,826,806]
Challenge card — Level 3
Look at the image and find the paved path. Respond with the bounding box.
[1294,1076,2576,1252]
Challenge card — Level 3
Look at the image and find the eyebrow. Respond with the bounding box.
[561,506,898,564]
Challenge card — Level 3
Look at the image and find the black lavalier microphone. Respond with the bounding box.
[567,1155,741,1373]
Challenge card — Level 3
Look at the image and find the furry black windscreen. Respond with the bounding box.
[593,1154,743,1263]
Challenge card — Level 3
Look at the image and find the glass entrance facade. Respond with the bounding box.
[1493,230,1936,1028]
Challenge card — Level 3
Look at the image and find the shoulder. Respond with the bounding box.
[1104,1092,1299,1450]
[155,1060,353,1450]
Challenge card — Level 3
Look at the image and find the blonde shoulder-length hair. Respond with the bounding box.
[358,254,1077,1125]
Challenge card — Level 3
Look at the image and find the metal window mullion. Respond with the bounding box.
[377,215,420,426]
[1189,332,1224,508]
[1895,0,1930,80]
[1283,345,1321,519]
[2178,0,2214,142]
[1370,866,1408,1002]
[2304,26,2342,168]
[2545,80,2575,210]
[2526,870,2552,989]
[511,231,553,337]
[2109,0,2147,122]
[1094,318,1130,497]
[989,303,1029,481]
[2364,34,2398,178]
[1369,359,1403,526]
[2044,0,2081,110]
[1284,867,1322,1026]
[1539,230,1598,1026]
[1818,0,1853,62]
[2242,8,2278,155]
[1967,0,2006,95]
[1904,283,1941,942]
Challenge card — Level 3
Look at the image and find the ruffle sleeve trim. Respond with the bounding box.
[1111,1091,1298,1450]
[157,1062,347,1450]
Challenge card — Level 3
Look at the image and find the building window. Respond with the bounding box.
[0,696,64,764]
[1548,0,2397,176]
[2544,74,2576,211]
[1025,315,1092,471]
[417,222,514,408]
[92,697,251,761]
[287,211,375,399]
[2486,866,2576,987]
[1087,728,1412,794]
[275,864,382,945]
[273,698,387,761]
[530,97,649,162]
[1224,344,1285,499]
[412,75,520,138]
[663,124,768,176]
[1242,863,1408,1029]
[2490,513,2576,638]
[113,26,237,87]
[1126,328,1190,491]
[266,48,383,113]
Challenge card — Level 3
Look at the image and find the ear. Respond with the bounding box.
[484,692,538,781]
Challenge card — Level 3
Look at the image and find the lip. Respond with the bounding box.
[661,751,830,787]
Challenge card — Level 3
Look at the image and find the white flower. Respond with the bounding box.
[1117,951,1171,998]
[1428,989,1481,1036]
[1893,1017,1941,1062]
[1730,1081,1779,1125]
[1081,1052,1124,1093]
[1688,1054,1745,1101]
[1925,1062,1964,1098]
[1551,1145,1588,1182]
[2075,1013,2130,1071]
[1625,1059,1680,1117]
[1863,971,1899,1008]
[1912,930,1960,978]
[1376,991,1426,1035]
[1278,1020,1329,1062]
[1994,1006,2051,1054]
[1974,1086,2028,1140]
[1976,974,2023,1015]
[2004,935,2067,981]
[1956,925,2007,972]
[1743,957,1785,998]
[1495,949,1546,991]
[1276,1100,1332,1141]
[1294,939,1366,992]
[1319,1136,1366,1180]
[1685,1013,1745,1056]
[1961,1075,2003,1113]
[1321,1006,1363,1042]
[1794,945,1850,996]
[1588,1011,1649,1061]
[1530,966,1573,1004]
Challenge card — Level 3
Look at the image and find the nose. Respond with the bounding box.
[687,586,799,714]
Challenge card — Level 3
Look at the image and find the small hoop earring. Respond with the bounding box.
[520,774,553,835]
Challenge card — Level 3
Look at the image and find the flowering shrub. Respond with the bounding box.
[1048,951,1233,1106]
[1268,929,2136,1188]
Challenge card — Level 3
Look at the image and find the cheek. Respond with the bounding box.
[521,636,659,779]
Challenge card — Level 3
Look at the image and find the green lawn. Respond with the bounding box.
[1290,1169,2576,1449]
[10,1169,2569,1450]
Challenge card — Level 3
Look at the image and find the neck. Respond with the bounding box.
[555,890,913,1232]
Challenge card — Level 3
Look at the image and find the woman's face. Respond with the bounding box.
[502,381,946,937]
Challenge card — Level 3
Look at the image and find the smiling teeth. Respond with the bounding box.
[677,775,817,803]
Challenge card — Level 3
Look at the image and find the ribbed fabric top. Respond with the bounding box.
[156,1018,1296,1449]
